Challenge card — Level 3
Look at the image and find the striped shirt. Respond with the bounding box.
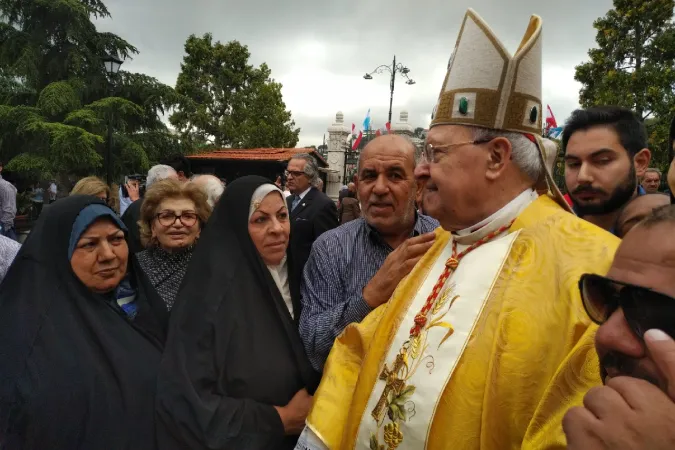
[299,214,439,371]
[0,175,16,229]
[0,234,20,283]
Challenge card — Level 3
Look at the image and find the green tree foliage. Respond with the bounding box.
[575,0,675,170]
[170,34,300,149]
[0,0,184,181]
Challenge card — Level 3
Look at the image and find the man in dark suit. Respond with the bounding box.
[286,153,338,290]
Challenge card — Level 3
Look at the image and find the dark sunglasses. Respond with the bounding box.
[579,273,675,340]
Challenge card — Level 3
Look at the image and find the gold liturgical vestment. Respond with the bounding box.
[303,195,619,449]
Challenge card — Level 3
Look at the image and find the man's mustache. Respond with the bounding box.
[600,351,660,387]
[572,185,607,196]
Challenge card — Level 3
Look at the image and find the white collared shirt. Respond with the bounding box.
[454,188,538,247]
[297,186,312,201]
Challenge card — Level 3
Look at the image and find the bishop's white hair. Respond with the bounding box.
[471,127,544,183]
[146,164,177,188]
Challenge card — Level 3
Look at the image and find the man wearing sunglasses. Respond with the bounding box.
[564,205,675,449]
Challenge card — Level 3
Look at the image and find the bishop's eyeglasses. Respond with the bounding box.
[423,138,493,164]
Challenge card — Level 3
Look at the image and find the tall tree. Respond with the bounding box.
[575,0,675,170]
[170,34,300,149]
[0,0,183,181]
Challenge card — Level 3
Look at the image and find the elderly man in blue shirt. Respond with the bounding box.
[299,134,439,371]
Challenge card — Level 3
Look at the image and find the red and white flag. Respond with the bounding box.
[374,123,391,136]
[352,131,363,150]
[545,105,557,129]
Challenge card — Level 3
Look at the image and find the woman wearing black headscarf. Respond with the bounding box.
[156,176,320,450]
[0,196,165,449]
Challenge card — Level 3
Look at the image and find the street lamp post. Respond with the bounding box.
[102,54,123,187]
[363,55,416,125]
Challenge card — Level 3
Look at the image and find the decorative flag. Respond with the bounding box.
[352,131,363,150]
[363,109,371,131]
[351,123,356,137]
[545,105,557,129]
[547,127,563,139]
[374,123,390,136]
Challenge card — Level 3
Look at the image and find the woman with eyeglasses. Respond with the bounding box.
[136,179,212,316]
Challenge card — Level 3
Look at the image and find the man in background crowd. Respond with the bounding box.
[117,179,141,216]
[163,155,192,182]
[122,164,178,254]
[0,161,17,241]
[299,134,438,371]
[191,174,225,208]
[48,180,57,203]
[564,107,651,234]
[118,178,141,216]
[642,168,662,194]
[338,182,360,223]
[285,153,338,290]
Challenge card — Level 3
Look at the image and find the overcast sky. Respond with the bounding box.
[97,0,614,147]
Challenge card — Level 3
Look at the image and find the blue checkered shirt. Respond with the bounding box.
[299,214,439,371]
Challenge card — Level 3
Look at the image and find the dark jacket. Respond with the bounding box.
[121,199,143,254]
[286,187,338,289]
[339,196,361,223]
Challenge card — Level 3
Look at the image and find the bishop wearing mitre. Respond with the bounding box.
[295,9,621,450]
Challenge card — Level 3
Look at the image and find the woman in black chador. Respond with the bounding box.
[156,176,320,450]
[0,196,165,449]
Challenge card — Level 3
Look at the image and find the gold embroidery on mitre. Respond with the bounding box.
[430,9,542,137]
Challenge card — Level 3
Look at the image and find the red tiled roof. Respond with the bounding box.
[187,148,328,167]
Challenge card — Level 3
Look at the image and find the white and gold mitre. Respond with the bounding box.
[431,9,572,212]
[431,9,542,134]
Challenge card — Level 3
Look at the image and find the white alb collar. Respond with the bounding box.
[454,189,538,245]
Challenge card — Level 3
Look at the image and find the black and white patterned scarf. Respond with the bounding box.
[136,244,195,311]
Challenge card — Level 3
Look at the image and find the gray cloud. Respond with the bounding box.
[97,0,614,146]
